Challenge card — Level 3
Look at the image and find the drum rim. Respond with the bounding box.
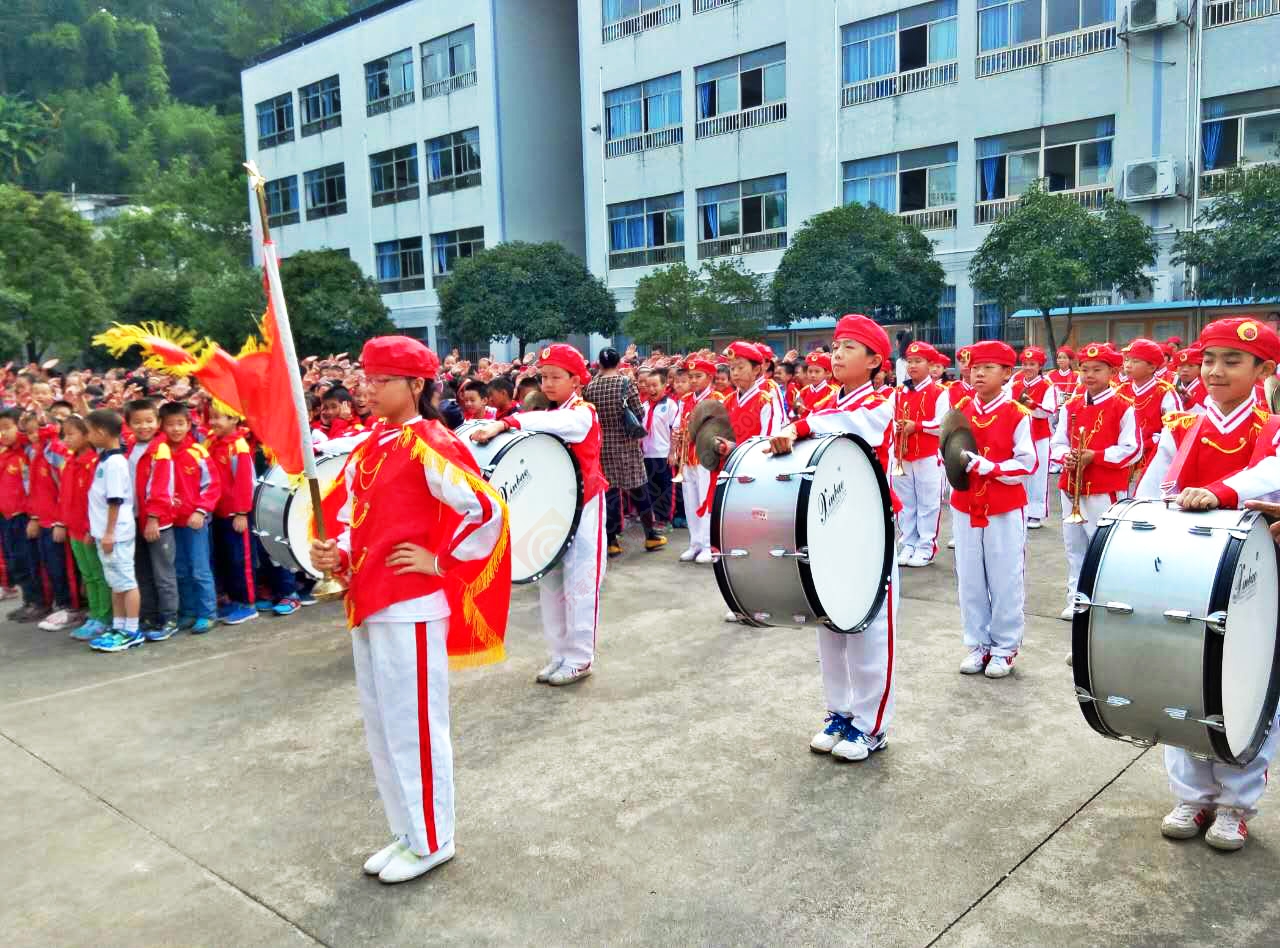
[795,434,893,634]
[251,471,309,576]
[710,439,755,624]
[1072,499,1131,743]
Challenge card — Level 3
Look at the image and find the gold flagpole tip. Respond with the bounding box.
[243,160,265,191]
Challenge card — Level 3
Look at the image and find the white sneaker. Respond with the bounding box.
[695,549,714,565]
[946,537,956,549]
[832,730,888,762]
[547,663,592,686]
[378,840,455,883]
[38,609,75,631]
[896,548,913,566]
[363,837,406,875]
[1161,802,1214,840]
[724,610,741,623]
[535,659,562,683]
[985,655,1015,678]
[1027,518,1043,530]
[906,551,932,568]
[1058,604,1074,621]
[1065,652,1073,667]
[809,713,850,754]
[1205,807,1249,851]
[679,547,698,562]
[959,647,990,675]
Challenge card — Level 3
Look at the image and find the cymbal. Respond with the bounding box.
[522,390,552,411]
[688,399,734,469]
[940,410,977,491]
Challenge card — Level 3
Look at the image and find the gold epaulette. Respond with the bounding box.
[1163,411,1197,431]
[153,442,172,460]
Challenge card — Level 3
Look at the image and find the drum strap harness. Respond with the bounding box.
[1160,415,1205,497]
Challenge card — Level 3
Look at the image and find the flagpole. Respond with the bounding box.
[245,161,345,600]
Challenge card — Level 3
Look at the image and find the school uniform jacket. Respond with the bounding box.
[24,436,69,525]
[672,386,723,467]
[793,381,895,476]
[130,438,176,530]
[1049,388,1139,497]
[169,437,221,522]
[896,377,948,461]
[724,378,781,443]
[209,432,255,518]
[796,382,838,419]
[55,448,98,540]
[505,393,608,504]
[1118,376,1181,466]
[0,437,30,518]
[1011,373,1057,442]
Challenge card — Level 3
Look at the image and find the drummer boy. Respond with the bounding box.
[1136,317,1280,851]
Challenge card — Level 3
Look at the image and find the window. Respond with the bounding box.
[920,286,957,350]
[973,294,1026,347]
[841,2,958,104]
[1201,87,1280,174]
[422,26,477,97]
[299,76,341,135]
[843,144,959,229]
[303,163,346,221]
[604,73,683,157]
[427,128,481,195]
[976,117,1113,212]
[608,193,685,268]
[375,237,426,293]
[602,0,681,42]
[369,144,419,206]
[697,45,785,120]
[432,227,485,285]
[255,94,294,149]
[366,48,415,116]
[264,175,299,227]
[977,0,1117,75]
[696,174,787,258]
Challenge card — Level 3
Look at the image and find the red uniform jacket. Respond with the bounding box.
[1119,377,1179,470]
[57,448,98,540]
[508,394,608,503]
[1011,373,1054,441]
[0,437,30,518]
[1056,391,1135,496]
[25,435,69,525]
[947,380,974,409]
[675,387,724,467]
[168,437,221,523]
[1048,369,1079,398]
[209,432,255,518]
[132,438,176,530]
[724,380,775,442]
[949,394,1033,524]
[796,382,837,419]
[1160,407,1271,505]
[896,379,945,461]
[1181,378,1208,412]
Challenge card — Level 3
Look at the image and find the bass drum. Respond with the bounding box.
[711,434,893,633]
[253,448,352,578]
[456,420,583,583]
[1073,499,1280,765]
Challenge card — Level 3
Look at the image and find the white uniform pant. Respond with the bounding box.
[680,464,712,552]
[1027,438,1051,520]
[1166,717,1280,818]
[818,562,899,736]
[540,493,605,668]
[353,618,452,857]
[1061,491,1122,606]
[953,508,1026,657]
[896,456,944,558]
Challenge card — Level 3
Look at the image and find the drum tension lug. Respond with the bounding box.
[1105,695,1132,707]
[734,475,756,484]
[710,549,749,559]
[1188,524,1214,537]
[1074,686,1097,704]
[1198,714,1226,732]
[1130,520,1156,531]
[769,547,809,562]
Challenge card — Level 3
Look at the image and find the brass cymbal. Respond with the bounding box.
[940,410,978,491]
[688,400,734,470]
[522,390,552,411]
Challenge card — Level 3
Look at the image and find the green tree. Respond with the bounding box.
[279,250,396,357]
[771,202,945,325]
[1173,163,1280,303]
[438,242,617,356]
[625,260,769,350]
[0,94,56,181]
[969,182,1156,354]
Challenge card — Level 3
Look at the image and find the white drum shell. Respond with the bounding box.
[253,451,351,578]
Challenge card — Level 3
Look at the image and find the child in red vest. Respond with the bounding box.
[1011,346,1057,528]
[795,351,836,419]
[720,341,783,443]
[950,340,1036,679]
[207,404,258,626]
[894,341,948,567]
[671,356,723,564]
[1174,345,1207,413]
[159,401,221,633]
[55,414,113,641]
[22,412,76,630]
[1119,338,1180,482]
[1136,317,1280,852]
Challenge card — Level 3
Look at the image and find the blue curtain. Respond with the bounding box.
[434,242,448,274]
[869,36,895,76]
[698,83,712,119]
[981,158,1001,200]
[979,6,1009,51]
[702,204,718,239]
[928,19,958,62]
[609,221,626,251]
[603,0,625,24]
[867,175,897,210]
[1102,0,1116,18]
[428,151,442,179]
[627,217,645,249]
[376,247,397,280]
[1096,139,1112,179]
[1202,103,1227,170]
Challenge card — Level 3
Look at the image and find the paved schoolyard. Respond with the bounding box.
[3,504,1278,948]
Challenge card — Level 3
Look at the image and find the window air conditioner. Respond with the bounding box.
[1122,0,1179,33]
[1121,156,1179,201]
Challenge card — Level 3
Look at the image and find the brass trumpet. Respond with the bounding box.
[1064,425,1087,525]
[892,381,913,476]
[669,421,689,484]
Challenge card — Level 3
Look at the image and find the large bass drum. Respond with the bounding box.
[456,420,582,584]
[253,443,356,578]
[711,434,893,633]
[1073,499,1280,765]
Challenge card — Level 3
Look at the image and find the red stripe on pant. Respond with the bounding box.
[870,580,895,736]
[64,542,80,611]
[239,527,255,604]
[414,621,440,854]
[591,505,604,656]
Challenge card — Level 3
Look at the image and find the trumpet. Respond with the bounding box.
[1064,425,1087,524]
[892,380,913,476]
[670,422,689,484]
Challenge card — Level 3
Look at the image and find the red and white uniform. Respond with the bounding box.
[1049,388,1139,607]
[1118,376,1180,481]
[949,391,1035,658]
[672,385,722,554]
[947,379,974,409]
[1011,372,1057,522]
[641,395,679,460]
[506,393,608,670]
[793,382,898,739]
[796,382,837,419]
[1047,368,1080,400]
[724,378,783,442]
[1180,377,1208,414]
[895,377,947,559]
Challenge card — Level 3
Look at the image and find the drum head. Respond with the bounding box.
[799,435,892,632]
[287,452,351,579]
[1219,516,1280,759]
[487,432,582,583]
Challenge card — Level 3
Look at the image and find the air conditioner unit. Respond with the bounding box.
[1122,0,1179,33]
[1121,156,1180,201]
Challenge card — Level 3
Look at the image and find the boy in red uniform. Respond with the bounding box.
[159,401,221,634]
[1136,317,1280,852]
[1049,343,1138,622]
[55,415,113,641]
[22,412,76,630]
[795,351,836,419]
[1119,338,1180,482]
[0,408,41,621]
[1011,347,1057,528]
[1174,345,1207,413]
[767,315,898,763]
[126,398,180,641]
[721,341,783,442]
[207,405,258,626]
[485,377,520,421]
[947,346,974,408]
[471,344,608,687]
[895,341,948,567]
[950,340,1036,679]
[671,356,722,564]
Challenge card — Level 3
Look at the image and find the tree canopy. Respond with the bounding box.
[438,242,618,356]
[624,261,769,351]
[1174,164,1280,303]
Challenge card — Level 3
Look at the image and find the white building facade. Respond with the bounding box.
[579,0,1280,356]
[240,0,586,355]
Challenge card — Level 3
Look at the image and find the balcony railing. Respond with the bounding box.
[1206,0,1280,26]
[976,39,1043,77]
[1064,183,1113,210]
[602,2,680,43]
[693,0,736,11]
[1200,167,1241,197]
[379,276,426,294]
[977,23,1116,77]
[371,185,420,208]
[899,206,958,231]
[305,201,346,221]
[301,114,342,137]
[366,90,415,117]
[697,228,787,260]
[841,61,958,107]
[427,171,481,196]
[258,128,295,150]
[605,125,683,159]
[424,70,478,100]
[696,101,786,139]
[975,184,1112,224]
[974,195,1020,225]
[609,245,685,269]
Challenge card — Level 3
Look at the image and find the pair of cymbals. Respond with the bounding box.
[940,409,978,491]
[689,399,734,469]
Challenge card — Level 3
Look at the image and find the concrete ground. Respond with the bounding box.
[3,501,1279,948]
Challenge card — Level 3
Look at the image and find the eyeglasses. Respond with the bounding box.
[365,375,410,388]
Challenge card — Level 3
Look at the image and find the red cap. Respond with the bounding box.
[1166,335,1183,347]
[359,335,440,379]
[956,346,972,366]
[1123,338,1165,366]
[722,341,764,364]
[1174,345,1203,367]
[1077,342,1123,368]
[833,314,890,362]
[967,340,1018,367]
[537,343,589,381]
[1198,317,1280,363]
[685,356,717,375]
[932,352,951,367]
[1020,346,1047,365]
[1056,346,1076,360]
[804,351,832,372]
[758,343,776,361]
[904,340,939,362]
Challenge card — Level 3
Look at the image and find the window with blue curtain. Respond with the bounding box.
[978,0,1010,52]
[937,286,957,347]
[842,154,898,210]
[375,240,400,281]
[695,56,738,119]
[433,234,449,274]
[646,192,684,246]
[643,74,681,131]
[841,13,897,85]
[605,83,644,140]
[607,199,646,251]
[697,183,739,240]
[1202,101,1227,171]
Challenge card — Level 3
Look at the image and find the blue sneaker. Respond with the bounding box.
[144,621,179,642]
[216,603,235,620]
[70,619,105,641]
[190,617,214,635]
[672,516,687,529]
[255,599,274,612]
[271,597,301,616]
[220,604,258,626]
[809,712,853,754]
[297,590,317,607]
[90,629,145,652]
[831,723,888,762]
[177,616,197,631]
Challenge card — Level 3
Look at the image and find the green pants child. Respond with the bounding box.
[70,538,112,624]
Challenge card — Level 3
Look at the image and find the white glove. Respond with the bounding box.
[964,451,996,476]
